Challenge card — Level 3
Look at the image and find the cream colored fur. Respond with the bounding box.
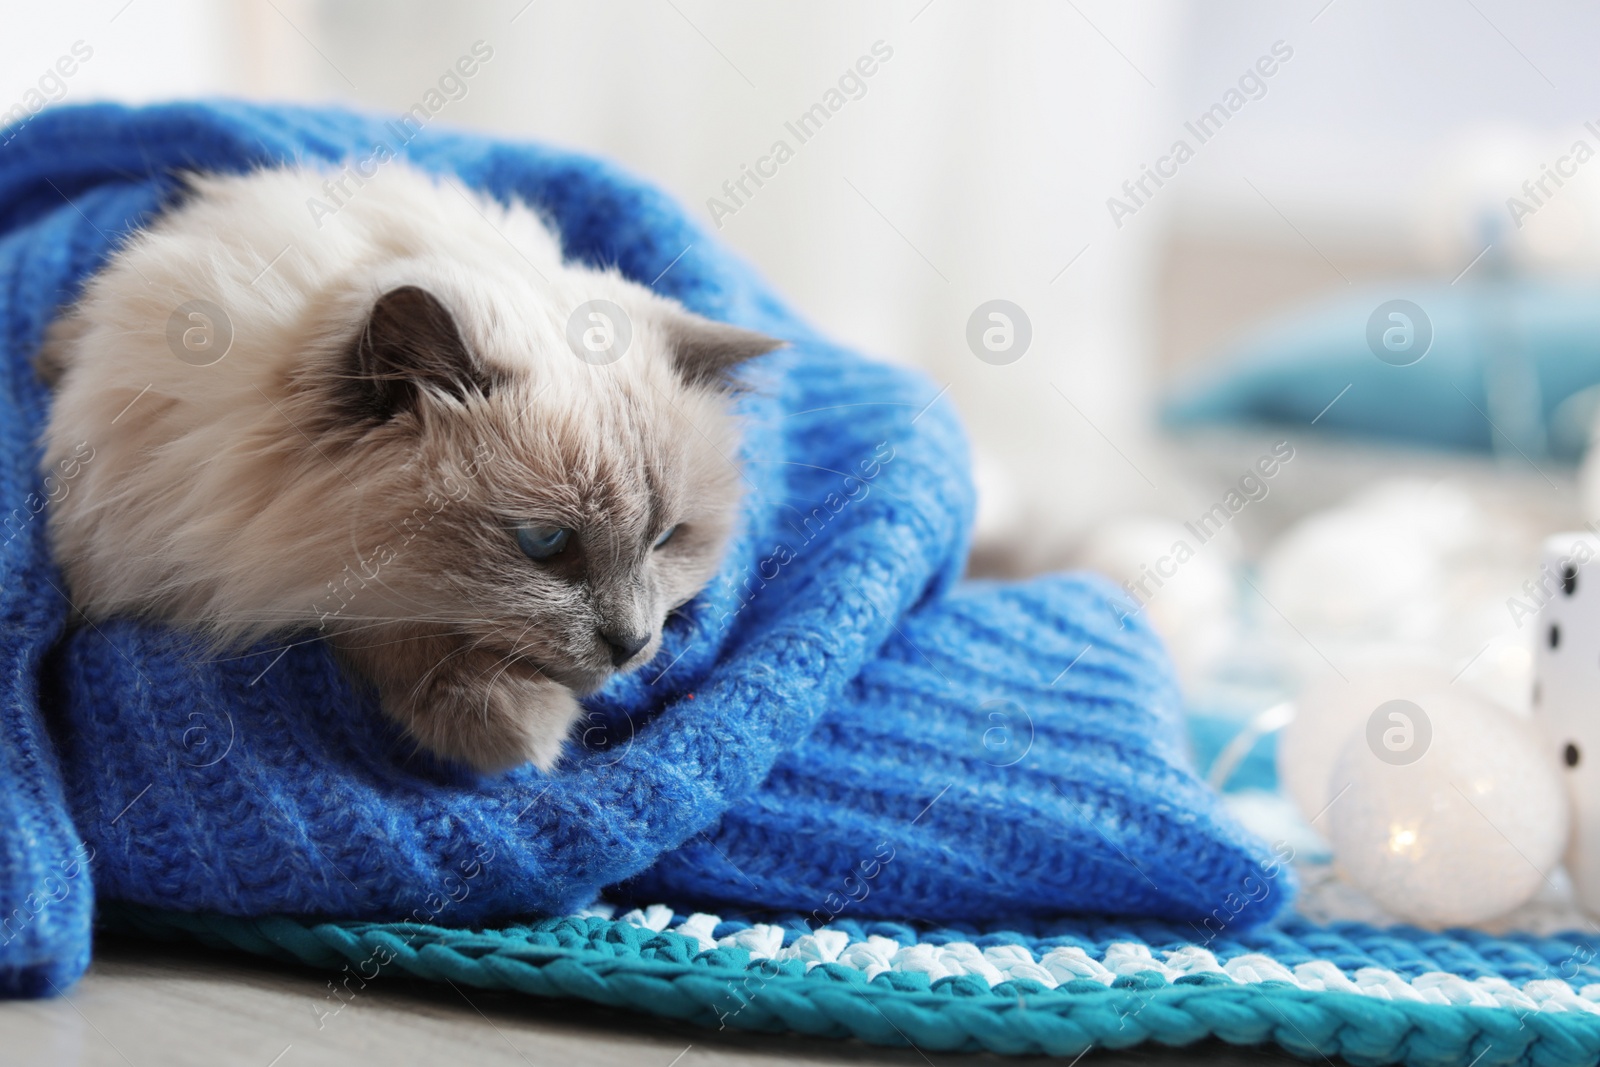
[41,164,775,772]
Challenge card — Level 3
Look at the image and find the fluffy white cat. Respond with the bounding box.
[39,164,778,772]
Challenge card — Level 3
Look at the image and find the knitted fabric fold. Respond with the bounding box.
[0,102,1287,994]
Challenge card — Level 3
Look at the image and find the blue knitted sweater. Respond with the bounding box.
[0,103,1287,997]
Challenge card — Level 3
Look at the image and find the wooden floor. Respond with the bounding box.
[0,935,1313,1067]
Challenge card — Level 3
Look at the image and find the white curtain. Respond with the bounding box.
[5,0,1185,566]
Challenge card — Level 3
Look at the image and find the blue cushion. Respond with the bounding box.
[1162,279,1600,459]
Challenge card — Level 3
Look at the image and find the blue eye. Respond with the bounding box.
[653,525,678,550]
[516,524,571,560]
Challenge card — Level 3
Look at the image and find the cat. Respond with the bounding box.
[37,163,779,773]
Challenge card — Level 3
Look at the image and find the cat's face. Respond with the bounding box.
[307,284,778,694]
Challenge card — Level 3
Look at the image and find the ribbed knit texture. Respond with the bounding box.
[0,103,1285,996]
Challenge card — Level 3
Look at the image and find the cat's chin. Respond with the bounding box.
[506,653,610,695]
[560,645,665,694]
[507,643,664,694]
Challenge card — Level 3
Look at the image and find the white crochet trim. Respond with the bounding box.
[580,903,1600,1014]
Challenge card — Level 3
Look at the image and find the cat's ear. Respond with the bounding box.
[664,312,783,391]
[342,286,498,421]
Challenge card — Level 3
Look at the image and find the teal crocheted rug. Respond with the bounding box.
[104,899,1600,1066]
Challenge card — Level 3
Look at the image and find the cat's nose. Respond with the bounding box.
[601,629,650,667]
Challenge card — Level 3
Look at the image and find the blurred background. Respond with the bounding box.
[13,0,1600,923]
[11,3,1598,532]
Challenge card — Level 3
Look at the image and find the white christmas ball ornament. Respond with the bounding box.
[1277,654,1454,826]
[1326,688,1567,926]
[1260,507,1443,643]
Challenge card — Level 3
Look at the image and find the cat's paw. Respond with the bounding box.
[506,681,584,772]
[336,630,585,774]
[407,665,584,774]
